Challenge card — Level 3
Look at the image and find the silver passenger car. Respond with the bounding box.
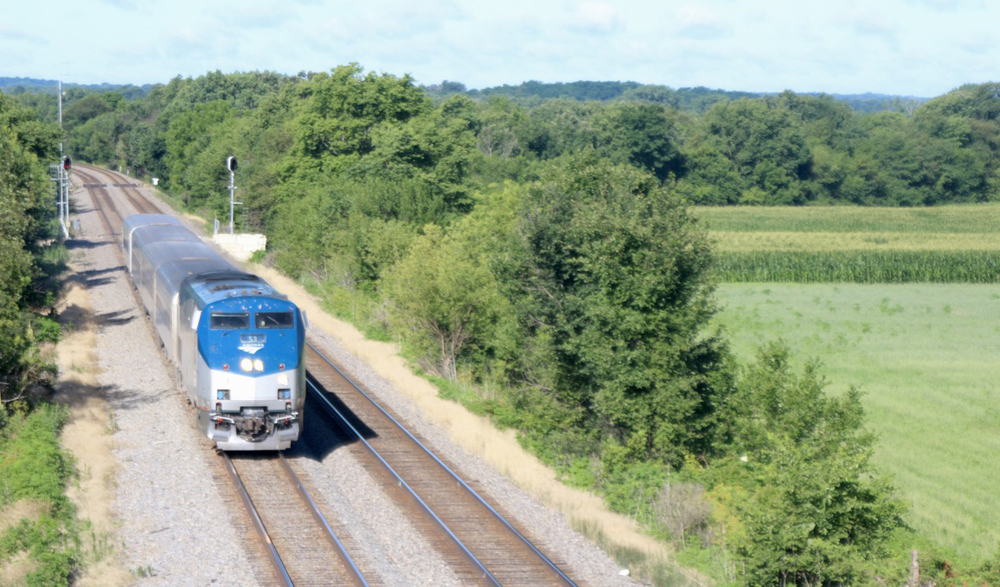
[121,214,306,450]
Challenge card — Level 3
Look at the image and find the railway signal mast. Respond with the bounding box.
[55,81,69,238]
[227,155,240,235]
[61,156,71,234]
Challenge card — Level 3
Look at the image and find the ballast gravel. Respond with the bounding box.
[72,176,643,586]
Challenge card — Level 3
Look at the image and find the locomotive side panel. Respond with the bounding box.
[177,287,200,401]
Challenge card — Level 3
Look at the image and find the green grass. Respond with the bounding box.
[712,283,1000,566]
[0,404,81,583]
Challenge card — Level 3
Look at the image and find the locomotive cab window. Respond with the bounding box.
[255,311,294,329]
[210,312,250,329]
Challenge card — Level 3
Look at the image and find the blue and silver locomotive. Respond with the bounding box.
[122,214,306,450]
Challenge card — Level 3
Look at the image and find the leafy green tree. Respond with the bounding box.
[724,342,906,586]
[848,110,991,205]
[383,224,509,380]
[474,96,526,159]
[522,99,600,160]
[163,100,235,194]
[681,98,812,205]
[505,155,730,464]
[62,92,122,132]
[619,84,681,107]
[0,94,59,407]
[775,91,862,151]
[593,102,686,181]
[156,70,291,132]
[917,82,1000,122]
[287,64,429,167]
[10,91,59,125]
[270,182,348,280]
[356,95,478,220]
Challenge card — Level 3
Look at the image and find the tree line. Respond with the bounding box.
[13,68,1000,584]
[0,91,63,411]
[0,89,82,583]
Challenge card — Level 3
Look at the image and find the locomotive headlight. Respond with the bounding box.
[240,358,254,372]
[277,373,289,386]
[253,359,264,372]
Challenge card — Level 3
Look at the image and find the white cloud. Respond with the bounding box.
[568,2,621,34]
[959,33,995,55]
[903,0,985,9]
[5,0,1000,97]
[847,9,898,39]
[674,5,728,39]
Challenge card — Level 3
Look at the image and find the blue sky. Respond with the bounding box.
[4,0,997,98]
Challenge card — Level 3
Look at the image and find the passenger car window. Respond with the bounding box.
[255,311,294,329]
[210,312,250,329]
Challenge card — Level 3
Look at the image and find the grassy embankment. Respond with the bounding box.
[696,203,1000,566]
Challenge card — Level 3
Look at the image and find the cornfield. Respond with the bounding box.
[695,204,1000,283]
[713,250,1000,283]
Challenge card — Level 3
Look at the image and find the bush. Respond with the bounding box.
[655,480,712,549]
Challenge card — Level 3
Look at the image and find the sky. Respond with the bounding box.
[3,0,998,98]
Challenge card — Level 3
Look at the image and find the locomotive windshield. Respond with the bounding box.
[255,311,294,329]
[210,312,250,329]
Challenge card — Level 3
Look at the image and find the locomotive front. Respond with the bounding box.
[194,294,306,451]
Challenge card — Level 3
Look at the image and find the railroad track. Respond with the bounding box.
[73,164,160,217]
[70,164,585,586]
[223,452,368,586]
[304,343,578,586]
[70,165,160,243]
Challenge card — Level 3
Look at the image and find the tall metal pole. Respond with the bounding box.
[229,169,235,235]
[226,156,239,235]
[58,81,68,238]
[64,166,70,232]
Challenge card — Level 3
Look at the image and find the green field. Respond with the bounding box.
[714,283,1000,563]
[703,202,1000,564]
[694,203,1000,235]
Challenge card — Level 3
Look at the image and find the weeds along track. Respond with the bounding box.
[305,343,580,587]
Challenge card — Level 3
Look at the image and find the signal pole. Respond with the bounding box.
[57,81,69,238]
[62,156,71,234]
[227,156,240,235]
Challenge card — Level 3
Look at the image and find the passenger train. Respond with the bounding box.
[121,214,306,450]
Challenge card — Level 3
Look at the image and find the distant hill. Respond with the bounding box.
[0,76,153,97]
[421,80,931,113]
[473,80,646,101]
[3,75,928,114]
[0,76,60,92]
[806,91,930,113]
